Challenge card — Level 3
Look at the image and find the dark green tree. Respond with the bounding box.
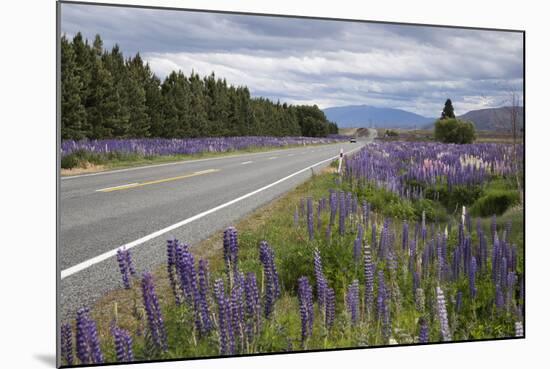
[60,36,87,139]
[86,35,121,138]
[441,98,456,119]
[124,54,150,137]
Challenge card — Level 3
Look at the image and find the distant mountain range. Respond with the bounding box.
[323,104,524,131]
[323,105,433,129]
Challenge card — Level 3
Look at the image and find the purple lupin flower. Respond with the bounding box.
[372,222,377,253]
[329,190,337,226]
[116,247,134,289]
[436,286,451,341]
[225,294,235,355]
[230,281,244,353]
[317,200,323,231]
[198,259,213,333]
[297,276,314,345]
[496,285,505,311]
[402,221,409,251]
[418,317,429,343]
[141,272,167,352]
[500,256,508,292]
[214,279,229,355]
[506,271,517,310]
[353,237,362,264]
[294,207,299,227]
[175,244,203,334]
[479,230,487,273]
[362,200,370,229]
[492,233,501,283]
[346,280,360,326]
[166,239,181,305]
[259,241,280,318]
[409,238,417,271]
[111,326,134,362]
[313,249,327,307]
[412,271,420,298]
[339,191,346,235]
[469,257,477,298]
[455,290,463,312]
[75,307,104,364]
[376,270,386,323]
[357,223,364,242]
[307,197,314,240]
[364,245,375,317]
[244,272,261,344]
[325,287,336,329]
[223,227,239,279]
[60,323,74,366]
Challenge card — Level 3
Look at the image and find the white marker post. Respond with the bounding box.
[337,148,344,174]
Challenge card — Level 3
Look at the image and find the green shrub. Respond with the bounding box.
[425,184,483,211]
[470,190,520,217]
[434,118,476,144]
[60,153,79,169]
[413,198,448,222]
[357,185,416,220]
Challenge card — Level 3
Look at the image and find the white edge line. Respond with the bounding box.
[241,161,253,165]
[61,143,344,181]
[60,145,363,279]
[96,183,139,192]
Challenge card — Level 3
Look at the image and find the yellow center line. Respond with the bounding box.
[96,169,220,193]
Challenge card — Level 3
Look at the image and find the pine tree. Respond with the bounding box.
[103,44,131,136]
[442,98,456,119]
[87,35,121,138]
[60,35,86,139]
[125,54,150,137]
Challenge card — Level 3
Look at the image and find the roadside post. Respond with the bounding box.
[337,148,344,174]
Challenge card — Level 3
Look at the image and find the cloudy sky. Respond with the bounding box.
[60,2,523,117]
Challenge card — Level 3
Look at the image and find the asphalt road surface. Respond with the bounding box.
[59,131,376,320]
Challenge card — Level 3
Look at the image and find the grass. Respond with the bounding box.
[60,142,338,176]
[373,128,521,144]
[79,159,523,364]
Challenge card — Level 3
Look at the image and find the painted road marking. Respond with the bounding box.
[95,183,139,192]
[287,154,294,157]
[96,169,219,192]
[268,156,278,160]
[61,145,364,279]
[241,161,253,165]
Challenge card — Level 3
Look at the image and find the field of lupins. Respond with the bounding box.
[61,136,347,158]
[59,141,524,366]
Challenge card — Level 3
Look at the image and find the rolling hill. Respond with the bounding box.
[457,106,524,131]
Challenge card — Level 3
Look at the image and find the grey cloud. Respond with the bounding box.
[60,2,523,116]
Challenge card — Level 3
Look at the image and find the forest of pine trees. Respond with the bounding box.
[61,33,339,140]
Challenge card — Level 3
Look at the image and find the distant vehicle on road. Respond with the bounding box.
[349,137,357,143]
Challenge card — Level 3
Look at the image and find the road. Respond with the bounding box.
[59,131,376,320]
